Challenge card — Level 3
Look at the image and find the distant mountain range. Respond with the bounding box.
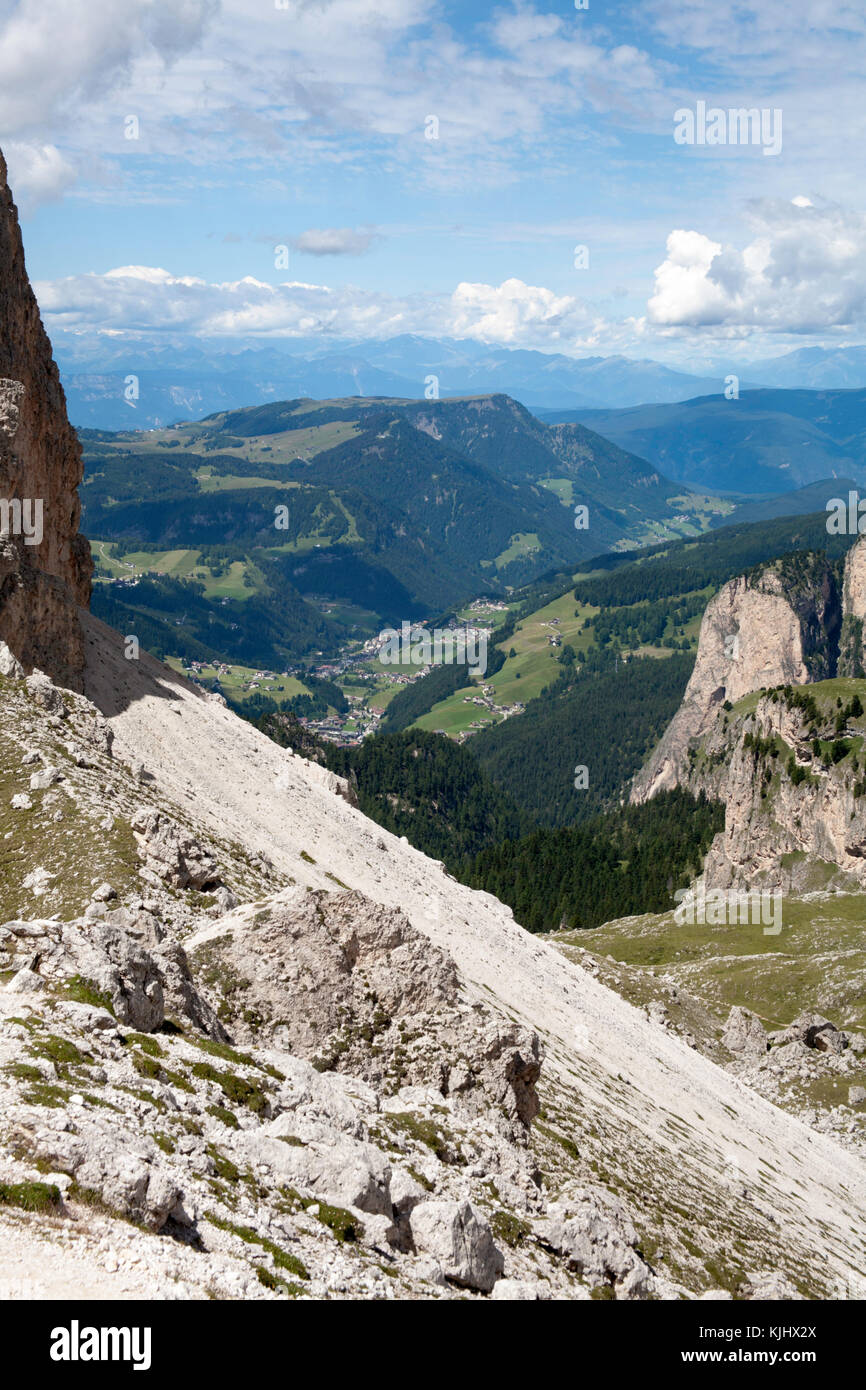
[54,333,866,435]
[55,335,755,430]
[543,388,866,495]
[80,393,707,626]
[743,345,866,390]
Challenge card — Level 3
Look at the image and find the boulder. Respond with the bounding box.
[25,1123,182,1231]
[131,809,221,891]
[491,1278,545,1301]
[24,672,67,717]
[409,1200,504,1293]
[778,1012,848,1054]
[537,1186,651,1300]
[723,1005,768,1055]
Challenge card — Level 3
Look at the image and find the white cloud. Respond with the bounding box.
[3,142,76,210]
[0,0,669,201]
[450,277,592,345]
[0,0,217,136]
[34,264,604,348]
[290,227,379,256]
[648,201,866,333]
[36,265,425,339]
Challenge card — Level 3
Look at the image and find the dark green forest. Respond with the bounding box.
[472,650,696,826]
[463,789,724,933]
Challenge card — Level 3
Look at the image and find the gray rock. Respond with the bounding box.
[73,923,165,1032]
[131,809,221,891]
[4,966,44,993]
[240,1128,392,1217]
[409,1200,504,1293]
[491,1278,545,1300]
[783,1012,848,1054]
[537,1186,651,1300]
[29,765,61,790]
[723,1006,768,1055]
[0,639,24,677]
[25,671,66,717]
[741,1270,804,1301]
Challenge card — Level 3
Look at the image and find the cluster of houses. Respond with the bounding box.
[177,596,516,748]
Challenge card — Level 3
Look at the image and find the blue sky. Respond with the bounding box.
[2,0,865,369]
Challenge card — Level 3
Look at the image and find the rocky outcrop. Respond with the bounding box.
[839,535,866,675]
[132,809,222,891]
[632,554,841,802]
[536,1185,651,1300]
[680,685,866,891]
[723,1006,768,1056]
[0,147,91,687]
[632,571,809,801]
[0,914,224,1038]
[187,889,543,1142]
[0,905,644,1299]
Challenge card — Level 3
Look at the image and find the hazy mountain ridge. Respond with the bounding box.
[550,388,866,495]
[55,334,757,431]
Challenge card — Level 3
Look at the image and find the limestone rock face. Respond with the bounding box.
[187,888,543,1140]
[682,690,866,891]
[632,571,811,801]
[632,554,842,803]
[0,147,91,687]
[839,534,866,675]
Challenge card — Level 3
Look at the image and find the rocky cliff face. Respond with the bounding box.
[0,147,91,687]
[839,536,866,676]
[631,558,838,802]
[682,684,866,892]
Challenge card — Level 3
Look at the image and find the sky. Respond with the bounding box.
[2,0,866,370]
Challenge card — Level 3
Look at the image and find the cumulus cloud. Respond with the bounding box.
[34,264,603,348]
[0,0,217,136]
[648,200,866,332]
[3,142,76,211]
[450,277,592,345]
[290,227,379,256]
[36,265,426,340]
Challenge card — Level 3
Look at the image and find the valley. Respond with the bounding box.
[6,99,866,1319]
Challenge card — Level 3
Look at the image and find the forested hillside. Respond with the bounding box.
[472,650,696,825]
[464,790,724,932]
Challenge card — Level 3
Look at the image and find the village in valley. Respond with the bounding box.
[175,598,523,747]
